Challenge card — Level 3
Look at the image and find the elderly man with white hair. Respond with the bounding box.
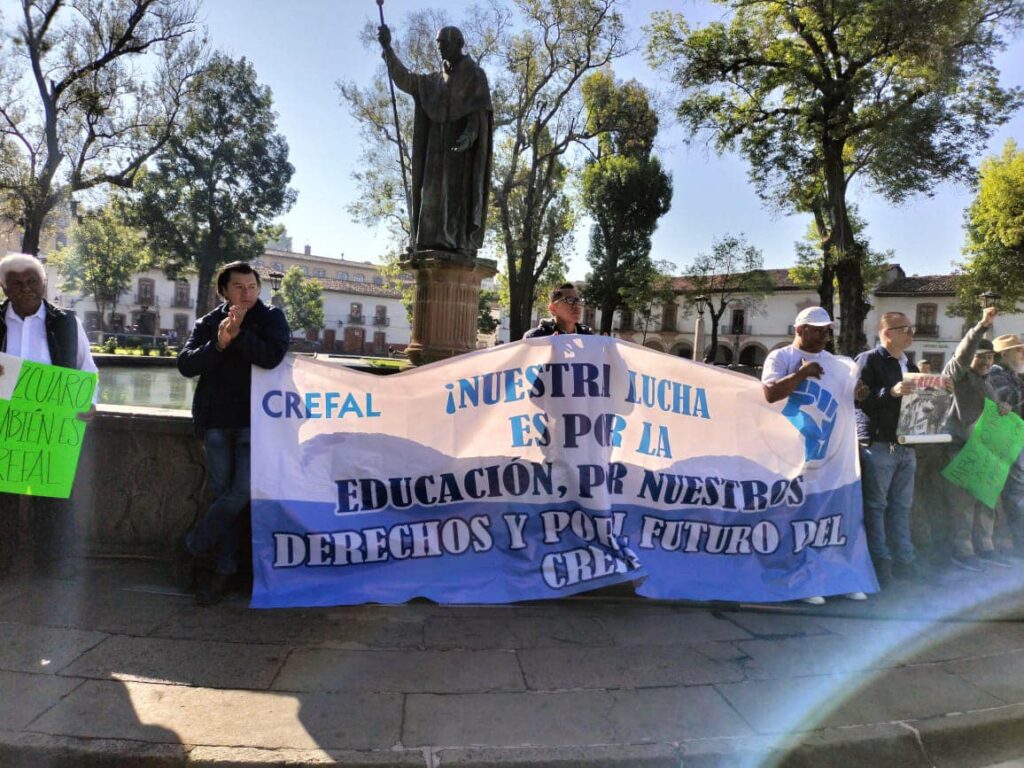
[0,251,97,577]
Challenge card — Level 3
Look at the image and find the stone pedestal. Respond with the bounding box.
[403,250,497,366]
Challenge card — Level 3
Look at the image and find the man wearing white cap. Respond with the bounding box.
[762,306,867,604]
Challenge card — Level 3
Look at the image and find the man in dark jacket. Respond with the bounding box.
[523,283,593,338]
[177,262,290,604]
[855,311,920,585]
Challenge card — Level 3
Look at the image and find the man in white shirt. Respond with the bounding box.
[761,306,866,604]
[0,252,97,577]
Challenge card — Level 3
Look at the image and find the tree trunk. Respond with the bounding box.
[811,202,835,317]
[20,208,45,256]
[835,254,869,355]
[822,143,869,356]
[196,261,217,317]
[599,298,615,335]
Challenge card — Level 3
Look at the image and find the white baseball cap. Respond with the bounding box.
[794,306,833,327]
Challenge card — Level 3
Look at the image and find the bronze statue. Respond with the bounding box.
[377,24,493,259]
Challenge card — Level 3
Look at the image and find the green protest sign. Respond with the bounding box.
[942,399,1024,509]
[0,353,97,499]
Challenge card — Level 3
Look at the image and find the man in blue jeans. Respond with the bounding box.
[855,311,921,586]
[177,262,290,605]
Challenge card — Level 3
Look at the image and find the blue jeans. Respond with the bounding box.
[187,428,250,575]
[860,442,916,563]
[998,455,1024,548]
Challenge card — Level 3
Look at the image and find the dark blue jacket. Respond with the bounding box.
[178,300,290,436]
[855,345,918,443]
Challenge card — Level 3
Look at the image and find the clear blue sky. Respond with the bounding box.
[203,0,1024,279]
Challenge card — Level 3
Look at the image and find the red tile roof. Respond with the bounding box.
[255,266,406,299]
[873,274,958,296]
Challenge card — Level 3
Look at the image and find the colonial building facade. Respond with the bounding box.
[30,243,412,354]
[607,266,1018,371]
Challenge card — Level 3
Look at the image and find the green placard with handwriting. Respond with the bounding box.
[942,399,1024,508]
[0,353,96,498]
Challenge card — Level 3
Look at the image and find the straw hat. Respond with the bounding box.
[993,334,1024,353]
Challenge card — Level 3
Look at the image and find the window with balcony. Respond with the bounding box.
[272,262,283,272]
[373,276,383,285]
[915,303,939,337]
[730,308,747,335]
[355,274,365,283]
[136,278,155,305]
[661,302,678,332]
[374,305,388,326]
[349,302,364,324]
[172,279,192,308]
[338,271,348,281]
[315,269,326,278]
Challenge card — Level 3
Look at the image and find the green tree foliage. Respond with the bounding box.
[619,259,677,344]
[279,267,324,334]
[0,0,205,256]
[790,206,893,301]
[683,235,774,363]
[339,0,628,341]
[48,201,150,332]
[580,71,672,335]
[954,139,1024,320]
[492,0,628,340]
[478,288,500,334]
[134,53,296,316]
[648,0,1024,353]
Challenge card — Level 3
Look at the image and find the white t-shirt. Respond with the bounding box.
[762,344,856,400]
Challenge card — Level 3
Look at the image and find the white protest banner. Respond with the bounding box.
[250,336,875,607]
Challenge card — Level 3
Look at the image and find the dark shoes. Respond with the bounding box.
[196,571,232,607]
[950,554,985,572]
[977,550,1014,569]
[893,559,926,581]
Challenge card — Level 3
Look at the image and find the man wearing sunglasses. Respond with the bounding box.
[523,283,593,338]
[855,311,921,587]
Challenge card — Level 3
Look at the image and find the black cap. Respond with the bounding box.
[976,338,994,353]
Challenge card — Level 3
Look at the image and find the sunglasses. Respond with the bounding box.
[555,296,585,307]
[887,325,915,333]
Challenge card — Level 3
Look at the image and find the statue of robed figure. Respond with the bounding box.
[378,24,493,259]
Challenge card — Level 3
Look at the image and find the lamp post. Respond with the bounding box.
[269,270,284,308]
[979,290,1000,339]
[693,294,709,362]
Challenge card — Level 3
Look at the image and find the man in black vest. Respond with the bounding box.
[0,252,97,577]
[176,261,290,605]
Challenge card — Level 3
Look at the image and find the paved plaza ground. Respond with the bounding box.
[1,559,1023,767]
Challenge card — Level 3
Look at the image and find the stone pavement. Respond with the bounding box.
[1,560,1024,767]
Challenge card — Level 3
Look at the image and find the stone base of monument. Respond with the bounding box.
[402,249,497,366]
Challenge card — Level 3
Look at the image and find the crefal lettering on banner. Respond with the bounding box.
[250,336,876,607]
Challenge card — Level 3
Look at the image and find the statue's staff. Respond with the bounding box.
[376,0,413,244]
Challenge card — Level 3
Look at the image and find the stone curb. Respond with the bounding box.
[3,702,1024,768]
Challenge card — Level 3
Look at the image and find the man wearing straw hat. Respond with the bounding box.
[989,333,1024,557]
